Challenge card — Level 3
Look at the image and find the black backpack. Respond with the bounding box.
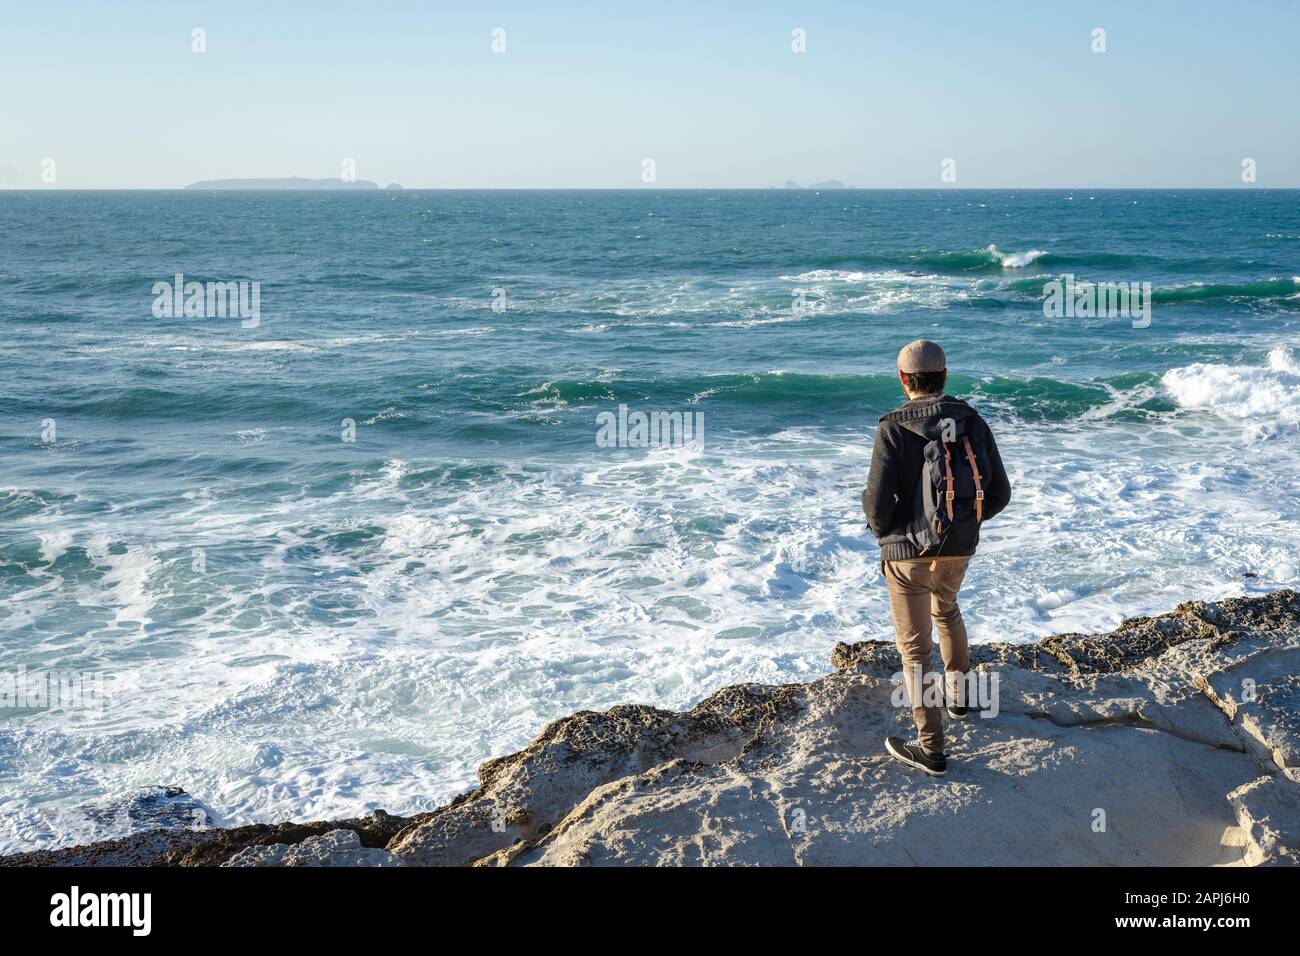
[904,417,988,556]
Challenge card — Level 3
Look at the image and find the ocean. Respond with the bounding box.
[1,188,1298,853]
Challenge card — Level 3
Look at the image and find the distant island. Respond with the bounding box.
[184,178,401,190]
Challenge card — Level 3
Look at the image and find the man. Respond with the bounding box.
[862,340,1011,777]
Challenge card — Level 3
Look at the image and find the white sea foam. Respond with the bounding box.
[5,400,1298,855]
[37,530,73,564]
[1163,346,1300,428]
[784,269,875,283]
[440,270,983,323]
[228,341,316,352]
[6,352,1300,855]
[83,537,161,625]
[987,244,1047,268]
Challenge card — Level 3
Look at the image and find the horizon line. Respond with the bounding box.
[1,185,1294,192]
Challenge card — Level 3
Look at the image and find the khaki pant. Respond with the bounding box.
[883,556,972,756]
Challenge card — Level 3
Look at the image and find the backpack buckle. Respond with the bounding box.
[975,490,985,501]
[945,490,955,501]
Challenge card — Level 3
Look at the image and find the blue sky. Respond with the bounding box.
[2,0,1297,188]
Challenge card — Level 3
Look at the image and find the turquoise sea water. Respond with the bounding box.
[2,189,1298,851]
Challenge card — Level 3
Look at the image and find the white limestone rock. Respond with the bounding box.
[223,829,403,867]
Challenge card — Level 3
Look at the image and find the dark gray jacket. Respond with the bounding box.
[862,395,1011,562]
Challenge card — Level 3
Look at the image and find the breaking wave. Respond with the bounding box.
[1163,346,1300,429]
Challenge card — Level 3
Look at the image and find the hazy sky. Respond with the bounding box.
[3,0,1297,188]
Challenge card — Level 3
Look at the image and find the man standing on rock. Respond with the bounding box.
[862,340,1012,777]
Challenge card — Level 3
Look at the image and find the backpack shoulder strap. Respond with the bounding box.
[942,442,955,520]
[962,435,984,522]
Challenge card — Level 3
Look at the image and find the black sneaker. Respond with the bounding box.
[946,693,970,721]
[885,736,947,777]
